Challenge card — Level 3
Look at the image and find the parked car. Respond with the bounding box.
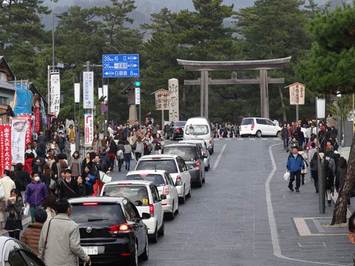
[179,139,211,171]
[162,143,205,187]
[135,155,192,204]
[239,117,281,137]
[125,170,179,219]
[184,117,214,154]
[166,121,186,140]
[69,197,149,265]
[0,236,45,266]
[101,180,164,243]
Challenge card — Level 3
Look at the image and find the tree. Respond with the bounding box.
[236,0,311,121]
[298,4,355,225]
[0,0,49,80]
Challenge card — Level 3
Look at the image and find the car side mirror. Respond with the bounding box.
[141,212,151,219]
[160,194,167,200]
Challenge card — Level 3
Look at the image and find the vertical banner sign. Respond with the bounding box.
[154,89,169,110]
[84,113,94,146]
[135,88,141,105]
[11,118,28,164]
[83,72,94,109]
[98,87,103,100]
[168,78,179,122]
[316,98,326,119]
[289,82,305,105]
[50,72,61,116]
[3,125,11,171]
[103,85,108,103]
[0,125,4,175]
[34,106,41,134]
[74,83,80,103]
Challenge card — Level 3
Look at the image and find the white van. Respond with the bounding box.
[239,117,281,137]
[183,117,214,154]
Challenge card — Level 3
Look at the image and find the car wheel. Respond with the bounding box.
[158,222,165,236]
[179,187,186,204]
[256,130,262,138]
[149,226,158,243]
[128,242,138,266]
[140,235,149,261]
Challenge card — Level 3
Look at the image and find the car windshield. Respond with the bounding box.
[71,203,125,223]
[174,121,186,127]
[126,174,166,186]
[163,146,197,161]
[102,185,150,206]
[136,160,178,173]
[241,118,254,125]
[185,124,209,135]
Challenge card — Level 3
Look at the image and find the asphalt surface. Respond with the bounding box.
[110,138,354,266]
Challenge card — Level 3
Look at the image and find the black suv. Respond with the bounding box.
[69,197,150,266]
[162,143,205,187]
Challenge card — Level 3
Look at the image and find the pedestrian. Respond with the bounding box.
[0,170,16,200]
[5,189,23,239]
[58,169,78,200]
[310,151,319,193]
[335,156,347,193]
[25,172,48,222]
[70,151,81,179]
[324,154,336,206]
[123,140,132,171]
[281,124,289,151]
[298,148,308,185]
[286,145,304,192]
[38,199,91,266]
[21,208,47,255]
[42,193,57,222]
[116,148,124,172]
[76,176,86,197]
[135,138,144,161]
[13,163,31,197]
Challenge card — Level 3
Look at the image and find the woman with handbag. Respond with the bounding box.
[5,189,23,239]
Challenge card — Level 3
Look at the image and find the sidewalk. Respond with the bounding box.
[270,144,354,266]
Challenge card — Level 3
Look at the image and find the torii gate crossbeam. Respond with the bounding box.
[177,57,291,119]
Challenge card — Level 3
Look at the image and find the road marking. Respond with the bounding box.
[213,144,226,170]
[294,217,312,236]
[265,143,347,266]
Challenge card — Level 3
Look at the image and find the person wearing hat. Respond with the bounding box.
[286,145,305,192]
[21,208,48,255]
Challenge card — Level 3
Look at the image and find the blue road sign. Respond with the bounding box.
[102,54,140,78]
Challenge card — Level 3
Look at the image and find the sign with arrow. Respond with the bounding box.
[102,54,140,78]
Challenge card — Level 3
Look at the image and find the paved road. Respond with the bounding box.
[111,138,353,266]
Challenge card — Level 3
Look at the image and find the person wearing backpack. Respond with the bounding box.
[310,151,319,193]
[286,145,304,193]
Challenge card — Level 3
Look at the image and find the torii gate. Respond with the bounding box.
[177,57,291,119]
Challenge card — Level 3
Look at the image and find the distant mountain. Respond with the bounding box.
[42,0,351,29]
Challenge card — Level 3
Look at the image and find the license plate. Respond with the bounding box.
[83,246,98,255]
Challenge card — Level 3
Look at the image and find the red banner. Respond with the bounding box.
[0,125,4,176]
[34,106,41,134]
[2,125,11,171]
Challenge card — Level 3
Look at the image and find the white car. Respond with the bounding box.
[239,117,281,137]
[179,139,211,171]
[101,180,164,243]
[135,155,192,204]
[184,117,214,154]
[126,170,179,219]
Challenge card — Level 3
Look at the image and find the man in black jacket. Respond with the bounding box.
[58,169,78,200]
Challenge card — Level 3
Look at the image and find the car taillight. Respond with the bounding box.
[251,122,255,130]
[149,204,155,216]
[175,176,182,186]
[82,202,98,206]
[163,185,170,195]
[109,224,132,234]
[194,160,201,169]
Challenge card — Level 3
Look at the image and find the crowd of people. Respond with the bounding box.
[285,119,348,207]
